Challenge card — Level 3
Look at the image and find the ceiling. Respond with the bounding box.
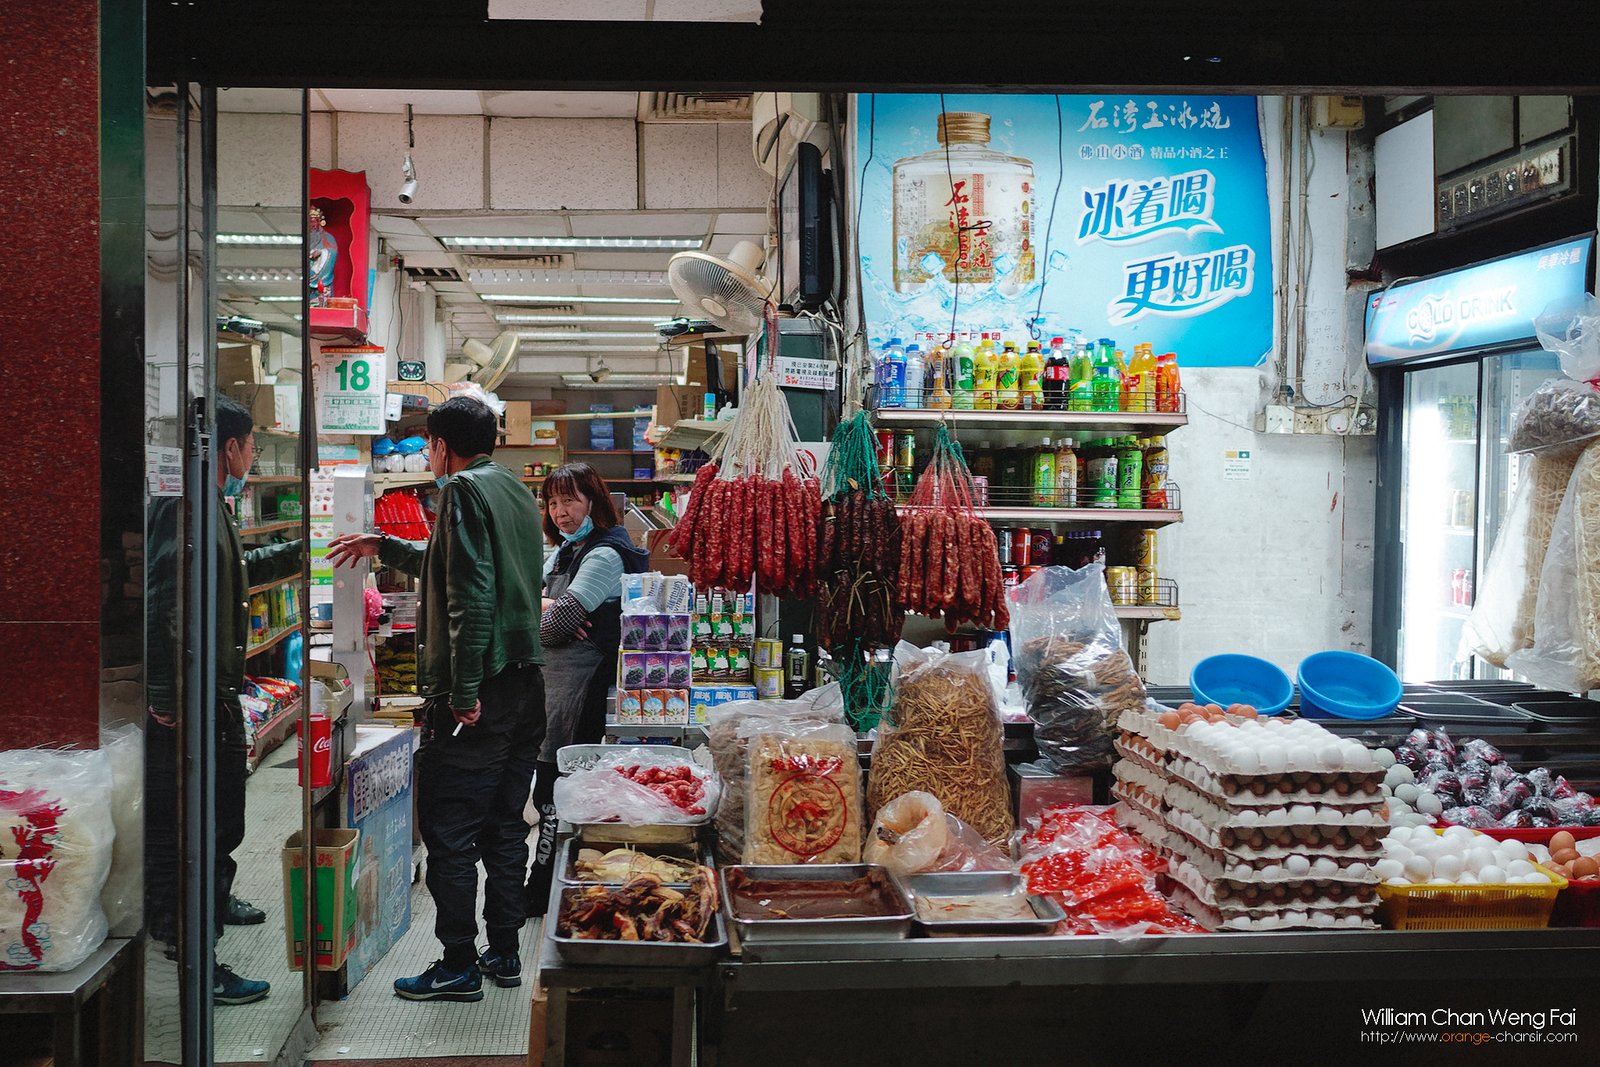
[214,90,770,386]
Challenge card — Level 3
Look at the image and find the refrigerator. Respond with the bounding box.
[1370,234,1594,682]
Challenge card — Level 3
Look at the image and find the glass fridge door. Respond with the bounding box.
[1398,361,1481,682]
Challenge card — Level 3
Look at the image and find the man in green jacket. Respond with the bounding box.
[147,394,302,1006]
[329,395,545,1002]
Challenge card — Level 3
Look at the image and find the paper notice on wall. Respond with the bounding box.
[147,447,183,496]
[776,356,837,391]
[316,347,387,434]
[1222,449,1253,480]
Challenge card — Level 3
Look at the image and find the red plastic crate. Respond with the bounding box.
[1552,880,1600,927]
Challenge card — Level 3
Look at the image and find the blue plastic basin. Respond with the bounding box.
[1189,654,1294,716]
[1296,651,1402,720]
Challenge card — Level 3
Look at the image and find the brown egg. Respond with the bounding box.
[1159,710,1180,729]
[1238,706,1260,719]
[1553,847,1580,865]
[1572,857,1599,880]
[1550,831,1577,853]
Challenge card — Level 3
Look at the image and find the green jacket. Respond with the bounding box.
[147,489,303,732]
[379,456,543,710]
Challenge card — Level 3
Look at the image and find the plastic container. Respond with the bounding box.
[1376,831,1566,931]
[1552,880,1600,927]
[1189,654,1294,716]
[1296,651,1403,720]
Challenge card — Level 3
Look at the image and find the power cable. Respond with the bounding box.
[1029,95,1066,341]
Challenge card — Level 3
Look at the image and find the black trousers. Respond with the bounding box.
[415,664,545,960]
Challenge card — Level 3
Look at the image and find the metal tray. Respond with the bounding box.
[901,872,1065,936]
[571,821,703,846]
[1512,699,1600,727]
[547,881,727,966]
[1399,694,1534,728]
[559,837,707,888]
[721,864,913,944]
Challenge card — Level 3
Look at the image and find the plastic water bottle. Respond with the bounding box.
[952,334,976,410]
[880,337,907,408]
[904,343,927,408]
[1091,338,1122,413]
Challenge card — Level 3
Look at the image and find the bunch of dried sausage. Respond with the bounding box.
[897,429,1009,632]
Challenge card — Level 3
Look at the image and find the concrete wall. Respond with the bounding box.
[1142,98,1378,684]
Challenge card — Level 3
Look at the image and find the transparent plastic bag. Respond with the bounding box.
[1507,442,1600,693]
[706,684,844,863]
[99,724,145,935]
[741,717,863,865]
[0,746,115,971]
[1507,379,1600,456]
[553,746,721,826]
[863,791,1012,877]
[1535,293,1600,386]
[867,642,1014,843]
[1008,565,1147,772]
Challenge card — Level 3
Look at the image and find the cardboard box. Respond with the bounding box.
[503,400,532,446]
[224,381,277,429]
[282,827,360,971]
[219,338,264,386]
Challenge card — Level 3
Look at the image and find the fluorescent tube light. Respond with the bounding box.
[495,314,666,324]
[258,295,302,302]
[478,294,681,305]
[443,235,702,251]
[217,233,302,245]
[516,331,661,341]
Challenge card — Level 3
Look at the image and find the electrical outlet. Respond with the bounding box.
[1538,148,1562,186]
[1294,408,1324,434]
[1263,404,1295,434]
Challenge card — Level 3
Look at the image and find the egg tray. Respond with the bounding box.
[1166,755,1386,808]
[1163,777,1390,831]
[1129,806,1383,885]
[1110,777,1165,823]
[1113,759,1173,803]
[1114,733,1167,774]
[1120,708,1385,780]
[1169,859,1380,911]
[1161,804,1388,860]
[1168,884,1379,932]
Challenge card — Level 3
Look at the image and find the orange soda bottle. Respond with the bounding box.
[1155,350,1182,413]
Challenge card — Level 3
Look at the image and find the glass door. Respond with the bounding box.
[1398,360,1482,682]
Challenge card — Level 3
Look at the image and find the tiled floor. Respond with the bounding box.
[146,751,540,1062]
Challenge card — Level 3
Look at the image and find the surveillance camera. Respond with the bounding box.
[398,155,418,205]
[590,364,612,383]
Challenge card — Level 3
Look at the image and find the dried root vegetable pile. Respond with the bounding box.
[897,426,1009,632]
[817,412,904,651]
[668,371,820,596]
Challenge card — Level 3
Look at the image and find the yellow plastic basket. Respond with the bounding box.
[1377,830,1568,931]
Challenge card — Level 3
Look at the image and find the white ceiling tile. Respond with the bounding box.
[651,0,762,22]
[640,124,720,209]
[717,122,771,208]
[572,251,683,271]
[490,119,637,210]
[319,89,485,115]
[217,113,303,208]
[489,0,647,19]
[568,213,712,237]
[716,211,768,234]
[335,113,485,210]
[217,88,306,114]
[422,215,570,238]
[483,92,639,118]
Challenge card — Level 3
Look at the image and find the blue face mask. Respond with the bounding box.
[561,516,594,543]
[223,473,247,496]
[435,474,450,489]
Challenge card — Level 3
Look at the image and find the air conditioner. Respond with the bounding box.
[752,92,826,177]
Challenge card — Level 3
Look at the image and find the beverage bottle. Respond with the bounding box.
[974,338,999,410]
[998,447,1024,500]
[1032,437,1056,507]
[1155,350,1182,413]
[785,634,811,699]
[952,334,976,410]
[880,337,907,408]
[1123,344,1157,413]
[1054,439,1077,508]
[928,339,952,409]
[1091,339,1122,413]
[1068,341,1095,412]
[971,440,996,481]
[904,343,926,408]
[1042,336,1070,411]
[1019,340,1046,411]
[1451,569,1465,607]
[1143,435,1169,509]
[1117,437,1144,508]
[996,341,1022,410]
[1087,439,1118,508]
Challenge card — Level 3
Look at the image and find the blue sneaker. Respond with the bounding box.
[214,964,270,1005]
[477,949,522,988]
[394,960,483,1002]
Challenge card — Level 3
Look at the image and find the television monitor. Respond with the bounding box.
[778,142,834,310]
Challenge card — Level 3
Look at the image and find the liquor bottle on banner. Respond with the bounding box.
[1091,339,1122,413]
[1019,340,1045,411]
[927,339,953,409]
[1155,350,1183,413]
[880,337,907,408]
[1123,344,1157,413]
[1068,341,1094,412]
[997,341,1021,411]
[904,343,927,408]
[974,337,999,410]
[1042,337,1069,411]
[952,333,976,410]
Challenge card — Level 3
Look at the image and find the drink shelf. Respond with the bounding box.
[873,406,1187,435]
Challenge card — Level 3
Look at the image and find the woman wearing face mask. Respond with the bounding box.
[525,463,649,912]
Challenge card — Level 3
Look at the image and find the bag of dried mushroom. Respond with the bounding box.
[1009,564,1148,773]
[706,684,844,864]
[866,642,1014,844]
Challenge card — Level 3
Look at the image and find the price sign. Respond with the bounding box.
[775,356,836,392]
[316,346,386,434]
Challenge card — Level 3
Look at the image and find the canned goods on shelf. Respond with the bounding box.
[971,475,989,507]
[1030,530,1053,565]
[1020,565,1043,584]
[1135,529,1159,568]
[754,667,784,699]
[876,430,895,470]
[1137,566,1158,605]
[1107,566,1138,605]
[895,431,917,472]
[1012,527,1032,566]
[997,527,1014,565]
[754,638,784,670]
[1002,565,1021,590]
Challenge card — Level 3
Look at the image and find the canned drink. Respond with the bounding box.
[1106,566,1138,605]
[1134,529,1159,568]
[876,430,895,471]
[997,527,1014,565]
[1020,565,1043,584]
[1137,566,1159,605]
[895,431,917,472]
[754,638,784,670]
[1031,530,1053,564]
[971,475,989,507]
[754,667,785,699]
[1012,527,1032,566]
[299,712,332,789]
[1002,566,1021,591]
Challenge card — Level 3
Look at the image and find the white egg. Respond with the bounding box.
[1373,748,1397,769]
[1395,783,1422,804]
[1374,858,1405,880]
[1441,825,1476,843]
[1232,749,1262,774]
[1288,744,1316,768]
[1313,857,1341,878]
[1465,847,1497,873]
[1497,840,1527,862]
[1386,764,1416,787]
[1388,825,1415,845]
[1479,865,1507,884]
[1404,855,1433,882]
[1387,876,1410,886]
[1261,747,1288,774]
[1433,855,1465,881]
[1428,877,1454,885]
[1259,864,1285,880]
[1348,862,1370,878]
[1385,844,1415,866]
[1310,911,1336,928]
[1237,808,1261,825]
[1457,872,1479,885]
[1285,855,1312,877]
[1416,793,1444,816]
[1507,859,1535,877]
[1289,804,1317,822]
[1320,744,1347,770]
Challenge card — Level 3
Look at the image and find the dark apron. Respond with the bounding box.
[538,552,620,762]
